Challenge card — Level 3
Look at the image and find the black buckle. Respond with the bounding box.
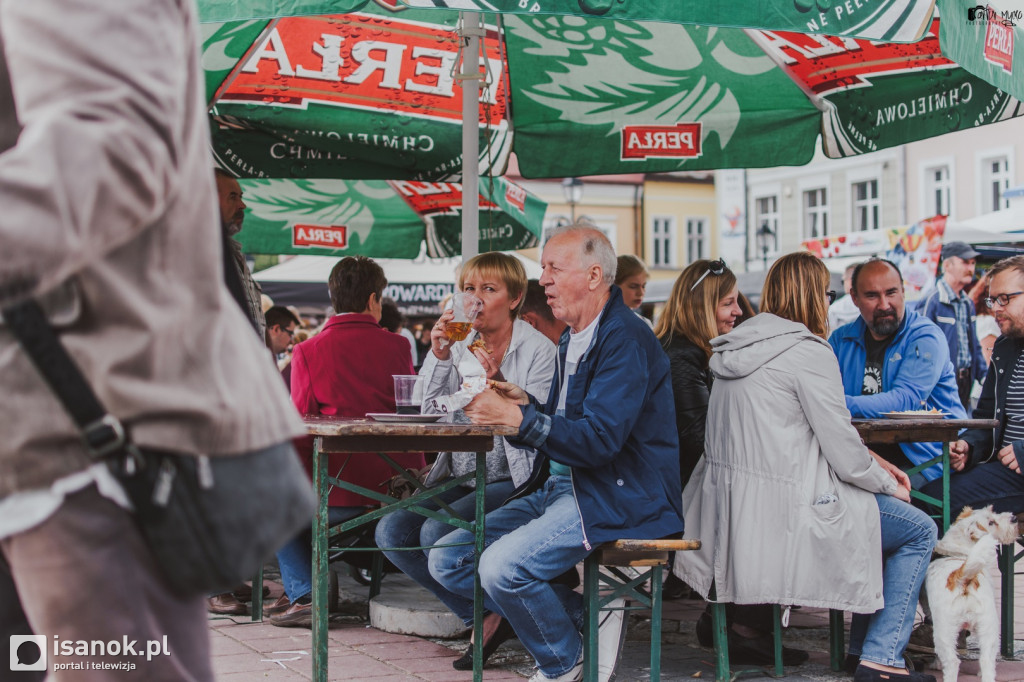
[82,414,126,459]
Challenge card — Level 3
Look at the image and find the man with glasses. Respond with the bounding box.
[924,255,1024,513]
[829,258,965,489]
[919,242,987,409]
[265,305,300,356]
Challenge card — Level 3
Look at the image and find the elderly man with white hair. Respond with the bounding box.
[428,225,683,682]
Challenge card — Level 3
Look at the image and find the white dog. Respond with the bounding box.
[924,505,1019,682]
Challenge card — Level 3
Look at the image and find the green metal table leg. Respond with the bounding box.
[650,566,663,682]
[312,436,329,682]
[583,557,600,682]
[709,585,730,682]
[251,565,264,622]
[472,451,486,682]
[942,442,951,532]
[771,605,782,678]
[829,609,845,671]
[1001,543,1016,658]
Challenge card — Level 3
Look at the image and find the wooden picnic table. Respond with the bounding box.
[303,416,518,682]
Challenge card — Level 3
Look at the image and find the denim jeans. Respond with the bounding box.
[849,493,937,667]
[429,476,592,678]
[374,478,515,623]
[276,506,364,601]
[921,460,1024,515]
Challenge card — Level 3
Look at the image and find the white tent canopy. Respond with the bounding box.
[945,205,1024,244]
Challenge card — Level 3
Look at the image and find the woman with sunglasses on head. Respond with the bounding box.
[677,252,937,682]
[656,259,804,662]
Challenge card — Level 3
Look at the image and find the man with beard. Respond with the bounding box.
[216,168,265,340]
[830,258,965,489]
[925,255,1024,512]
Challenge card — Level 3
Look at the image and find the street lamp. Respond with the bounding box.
[562,177,584,223]
[756,222,775,270]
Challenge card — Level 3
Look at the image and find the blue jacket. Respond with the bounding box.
[511,286,683,549]
[918,283,987,386]
[829,310,966,481]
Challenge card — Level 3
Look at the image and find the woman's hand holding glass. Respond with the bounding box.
[430,309,455,361]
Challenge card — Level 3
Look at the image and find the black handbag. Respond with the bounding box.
[2,298,316,598]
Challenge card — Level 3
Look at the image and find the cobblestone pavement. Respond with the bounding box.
[209,562,1024,681]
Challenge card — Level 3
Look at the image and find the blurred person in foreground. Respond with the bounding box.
[520,279,567,345]
[375,252,556,670]
[429,226,682,682]
[270,257,426,627]
[925,256,1024,514]
[0,1,305,678]
[678,252,937,682]
[919,241,987,408]
[829,258,965,488]
[615,254,651,326]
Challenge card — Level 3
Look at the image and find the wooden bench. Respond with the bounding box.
[582,539,701,682]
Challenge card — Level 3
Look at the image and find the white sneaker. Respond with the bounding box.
[528,659,583,682]
[598,597,627,682]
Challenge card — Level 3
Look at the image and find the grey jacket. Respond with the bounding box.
[0,0,305,499]
[421,319,556,488]
[676,314,897,613]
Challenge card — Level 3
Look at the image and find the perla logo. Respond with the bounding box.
[620,123,703,160]
[985,19,1014,73]
[293,225,348,249]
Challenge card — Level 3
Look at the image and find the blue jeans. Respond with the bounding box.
[849,493,937,667]
[922,460,1024,515]
[429,476,591,678]
[374,479,515,623]
[276,506,364,602]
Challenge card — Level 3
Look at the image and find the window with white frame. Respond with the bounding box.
[651,216,676,268]
[803,188,829,240]
[851,179,880,231]
[753,195,779,254]
[923,165,951,216]
[686,218,707,262]
[981,155,1011,212]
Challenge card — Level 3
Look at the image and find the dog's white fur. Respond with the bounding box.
[925,505,1018,682]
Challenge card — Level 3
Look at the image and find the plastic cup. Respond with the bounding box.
[441,292,483,348]
[393,375,424,414]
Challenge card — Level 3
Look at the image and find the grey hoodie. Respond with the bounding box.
[676,313,897,613]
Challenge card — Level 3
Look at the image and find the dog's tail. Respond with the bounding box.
[945,534,998,595]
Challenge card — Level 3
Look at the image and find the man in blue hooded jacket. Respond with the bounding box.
[430,226,682,682]
[829,258,965,487]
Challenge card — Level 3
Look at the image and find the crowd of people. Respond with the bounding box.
[234,225,1024,682]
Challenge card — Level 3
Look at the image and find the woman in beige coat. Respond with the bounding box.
[677,252,938,682]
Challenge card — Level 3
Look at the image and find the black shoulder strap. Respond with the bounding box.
[3,299,128,459]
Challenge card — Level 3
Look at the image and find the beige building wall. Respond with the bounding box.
[642,178,717,286]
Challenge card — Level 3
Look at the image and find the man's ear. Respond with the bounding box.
[588,264,603,290]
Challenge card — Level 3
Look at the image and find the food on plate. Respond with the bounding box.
[889,408,943,415]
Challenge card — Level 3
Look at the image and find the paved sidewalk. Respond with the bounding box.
[210,563,1024,681]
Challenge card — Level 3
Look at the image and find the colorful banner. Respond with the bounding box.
[803,215,947,301]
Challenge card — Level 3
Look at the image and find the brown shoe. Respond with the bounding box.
[233,583,272,602]
[263,594,292,616]
[270,601,312,628]
[207,592,247,616]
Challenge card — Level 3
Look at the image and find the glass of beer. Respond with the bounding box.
[393,375,424,415]
[441,292,483,348]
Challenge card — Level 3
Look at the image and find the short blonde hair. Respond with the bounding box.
[654,259,737,359]
[458,252,527,318]
[760,252,831,339]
